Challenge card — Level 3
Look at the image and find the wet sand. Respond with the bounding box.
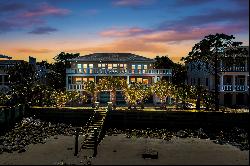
[0,134,248,165]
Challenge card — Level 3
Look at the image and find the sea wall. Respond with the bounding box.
[5,107,248,129]
[0,105,26,132]
[105,110,249,129]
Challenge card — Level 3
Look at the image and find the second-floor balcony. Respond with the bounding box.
[67,83,151,91]
[220,66,248,72]
[220,85,249,92]
[66,68,172,76]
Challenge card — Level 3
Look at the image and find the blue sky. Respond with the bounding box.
[0,0,249,62]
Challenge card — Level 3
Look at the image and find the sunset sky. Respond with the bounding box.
[0,0,249,63]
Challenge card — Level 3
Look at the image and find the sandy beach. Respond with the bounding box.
[0,134,248,165]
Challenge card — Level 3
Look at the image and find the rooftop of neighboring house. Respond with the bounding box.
[0,60,25,65]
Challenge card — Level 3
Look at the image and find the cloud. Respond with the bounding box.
[67,38,168,54]
[172,0,215,7]
[28,26,58,34]
[100,27,151,37]
[158,8,248,32]
[99,22,247,43]
[19,3,70,18]
[112,0,155,7]
[15,48,53,54]
[0,3,70,34]
[231,0,249,7]
[0,2,27,12]
[141,24,247,43]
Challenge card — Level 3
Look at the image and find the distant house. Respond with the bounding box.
[0,59,24,93]
[186,46,249,107]
[0,56,48,93]
[66,53,172,105]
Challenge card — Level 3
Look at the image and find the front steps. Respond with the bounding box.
[81,109,108,150]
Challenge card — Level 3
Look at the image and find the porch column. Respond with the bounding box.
[2,75,4,85]
[232,75,236,91]
[154,76,157,83]
[245,58,248,71]
[220,60,223,71]
[245,75,248,91]
[127,76,130,85]
[66,76,68,90]
[220,74,224,91]
[160,76,162,81]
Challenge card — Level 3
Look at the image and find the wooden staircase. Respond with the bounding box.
[81,109,108,150]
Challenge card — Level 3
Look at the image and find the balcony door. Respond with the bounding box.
[99,91,110,104]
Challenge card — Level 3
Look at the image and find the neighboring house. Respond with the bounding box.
[186,46,249,107]
[0,59,24,93]
[66,53,172,105]
[0,56,48,93]
[29,56,48,84]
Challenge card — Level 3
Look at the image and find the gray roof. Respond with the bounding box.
[0,60,24,65]
[68,53,155,62]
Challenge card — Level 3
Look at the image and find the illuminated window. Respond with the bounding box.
[124,64,127,68]
[131,78,136,82]
[144,65,147,69]
[89,64,93,73]
[138,65,142,69]
[77,64,82,68]
[98,64,101,68]
[108,64,112,69]
[132,65,136,69]
[143,79,148,84]
[83,77,87,83]
[137,78,142,83]
[113,64,117,68]
[120,64,124,68]
[89,77,94,82]
[83,64,87,69]
[75,77,82,84]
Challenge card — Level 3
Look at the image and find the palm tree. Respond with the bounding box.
[84,81,100,108]
[122,82,148,110]
[174,84,192,109]
[151,80,173,109]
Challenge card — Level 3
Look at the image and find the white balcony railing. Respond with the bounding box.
[220,66,248,72]
[220,85,249,92]
[66,68,172,75]
[68,83,152,91]
[68,84,85,91]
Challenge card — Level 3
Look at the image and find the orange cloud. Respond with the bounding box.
[100,27,149,37]
[15,48,53,53]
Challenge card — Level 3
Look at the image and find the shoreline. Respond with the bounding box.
[0,134,248,165]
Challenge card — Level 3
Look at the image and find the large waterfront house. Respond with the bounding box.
[186,46,249,107]
[66,53,172,105]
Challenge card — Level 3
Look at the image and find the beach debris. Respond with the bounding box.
[0,116,86,153]
[142,148,158,159]
[104,127,248,151]
[176,130,188,138]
